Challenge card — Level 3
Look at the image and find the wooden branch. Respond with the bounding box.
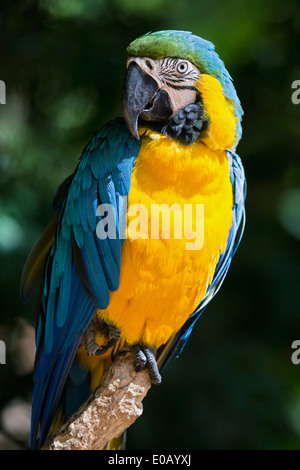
[42,351,152,450]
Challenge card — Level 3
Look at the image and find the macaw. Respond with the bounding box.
[21,30,246,450]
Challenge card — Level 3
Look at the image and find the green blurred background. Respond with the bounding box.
[1,0,300,450]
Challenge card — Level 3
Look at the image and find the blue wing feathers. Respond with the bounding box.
[93,231,120,292]
[30,119,141,448]
[76,230,110,307]
[64,363,91,419]
[55,250,72,329]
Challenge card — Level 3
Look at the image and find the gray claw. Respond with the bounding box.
[84,318,121,356]
[132,345,162,385]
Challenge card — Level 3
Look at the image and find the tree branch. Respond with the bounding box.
[41,351,152,450]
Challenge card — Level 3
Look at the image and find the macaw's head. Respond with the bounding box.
[123,30,243,150]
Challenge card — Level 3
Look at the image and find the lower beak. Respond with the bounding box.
[123,62,173,139]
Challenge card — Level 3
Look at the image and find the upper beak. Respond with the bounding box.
[123,62,173,139]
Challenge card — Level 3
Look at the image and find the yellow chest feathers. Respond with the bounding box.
[98,132,233,347]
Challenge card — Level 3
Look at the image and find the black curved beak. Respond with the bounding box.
[123,62,173,139]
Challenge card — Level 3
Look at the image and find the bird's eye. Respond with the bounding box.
[177,61,189,74]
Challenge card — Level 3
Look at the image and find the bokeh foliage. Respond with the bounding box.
[1,0,300,449]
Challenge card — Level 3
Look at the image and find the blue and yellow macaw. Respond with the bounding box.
[21,30,246,449]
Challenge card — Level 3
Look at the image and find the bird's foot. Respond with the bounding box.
[84,317,121,356]
[131,345,162,385]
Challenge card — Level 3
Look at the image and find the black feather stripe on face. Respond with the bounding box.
[157,58,200,91]
[164,83,200,92]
